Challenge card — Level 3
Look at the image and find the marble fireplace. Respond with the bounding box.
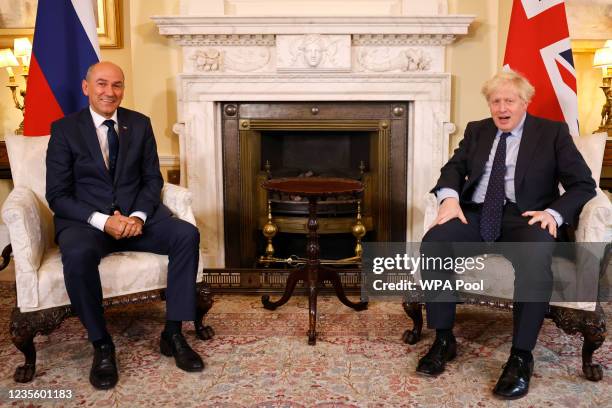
[153,13,474,269]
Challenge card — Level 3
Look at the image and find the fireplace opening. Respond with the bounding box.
[261,130,370,179]
[222,102,408,268]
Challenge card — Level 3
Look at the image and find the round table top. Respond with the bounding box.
[262,177,363,196]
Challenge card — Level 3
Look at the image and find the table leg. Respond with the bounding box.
[306,196,320,345]
[261,267,306,310]
[320,266,368,311]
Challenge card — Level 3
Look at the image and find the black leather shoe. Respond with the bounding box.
[89,343,118,390]
[160,332,205,372]
[493,354,534,399]
[416,336,457,376]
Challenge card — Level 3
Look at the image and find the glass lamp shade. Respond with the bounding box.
[593,40,612,76]
[0,48,19,69]
[13,37,32,68]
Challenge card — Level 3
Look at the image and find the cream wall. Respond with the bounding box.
[0,0,606,189]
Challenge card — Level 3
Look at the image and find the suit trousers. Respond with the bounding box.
[57,216,200,342]
[421,202,556,351]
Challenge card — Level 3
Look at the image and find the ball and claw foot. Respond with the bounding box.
[583,363,603,381]
[402,329,421,345]
[195,324,215,341]
[14,363,35,383]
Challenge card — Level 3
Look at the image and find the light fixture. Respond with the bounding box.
[0,38,31,134]
[0,48,19,84]
[593,40,612,136]
[13,37,32,76]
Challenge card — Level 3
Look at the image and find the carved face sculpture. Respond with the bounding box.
[300,35,326,67]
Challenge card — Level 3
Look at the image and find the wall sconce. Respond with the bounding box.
[593,40,612,136]
[0,37,31,134]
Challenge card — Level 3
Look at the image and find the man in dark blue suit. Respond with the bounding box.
[46,61,204,390]
[416,71,596,399]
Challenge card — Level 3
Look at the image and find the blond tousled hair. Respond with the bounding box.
[481,70,535,103]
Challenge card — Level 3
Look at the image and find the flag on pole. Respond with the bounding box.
[503,0,579,137]
[23,0,100,136]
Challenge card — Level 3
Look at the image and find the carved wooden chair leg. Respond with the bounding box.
[549,305,606,381]
[402,301,423,344]
[10,306,71,383]
[194,283,215,340]
[0,244,11,271]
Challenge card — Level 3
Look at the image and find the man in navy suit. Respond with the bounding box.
[416,71,596,399]
[46,61,204,390]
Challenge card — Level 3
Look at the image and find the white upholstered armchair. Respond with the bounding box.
[402,132,611,381]
[1,133,214,383]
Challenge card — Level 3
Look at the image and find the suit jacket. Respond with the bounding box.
[46,107,172,239]
[433,113,596,226]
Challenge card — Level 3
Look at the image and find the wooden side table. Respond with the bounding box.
[261,177,368,345]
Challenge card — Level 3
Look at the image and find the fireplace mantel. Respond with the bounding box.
[153,14,474,268]
[152,15,474,36]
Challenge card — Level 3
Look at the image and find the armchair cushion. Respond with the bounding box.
[20,248,180,313]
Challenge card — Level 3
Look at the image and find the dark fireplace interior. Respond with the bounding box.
[261,130,370,179]
[221,101,408,269]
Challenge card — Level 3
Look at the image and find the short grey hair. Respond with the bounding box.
[481,70,535,103]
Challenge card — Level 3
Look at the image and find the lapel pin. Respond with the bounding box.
[121,125,128,130]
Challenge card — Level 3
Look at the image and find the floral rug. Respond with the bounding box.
[0,282,610,407]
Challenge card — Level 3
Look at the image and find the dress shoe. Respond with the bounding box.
[493,354,534,399]
[160,332,205,372]
[416,336,457,376]
[89,343,118,390]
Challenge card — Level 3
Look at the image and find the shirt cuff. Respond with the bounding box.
[129,211,147,223]
[435,188,460,206]
[544,208,563,227]
[88,212,110,232]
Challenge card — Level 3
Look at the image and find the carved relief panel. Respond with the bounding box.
[276,34,351,72]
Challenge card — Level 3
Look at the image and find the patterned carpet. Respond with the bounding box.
[0,282,610,407]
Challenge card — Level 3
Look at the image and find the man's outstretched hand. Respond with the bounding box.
[104,211,143,239]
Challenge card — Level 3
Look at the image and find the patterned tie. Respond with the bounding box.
[103,119,119,178]
[480,132,510,242]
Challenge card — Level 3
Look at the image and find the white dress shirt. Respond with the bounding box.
[87,107,147,231]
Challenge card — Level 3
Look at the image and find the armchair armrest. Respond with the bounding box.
[161,183,196,226]
[574,188,612,243]
[423,193,439,235]
[1,187,45,308]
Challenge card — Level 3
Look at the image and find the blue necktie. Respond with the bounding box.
[480,132,510,242]
[103,119,119,178]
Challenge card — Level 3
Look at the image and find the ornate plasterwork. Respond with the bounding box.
[356,47,432,72]
[187,47,272,73]
[276,34,351,72]
[170,34,275,47]
[191,49,223,71]
[352,34,456,46]
[224,47,272,72]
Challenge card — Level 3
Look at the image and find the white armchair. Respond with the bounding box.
[402,132,611,381]
[1,133,214,383]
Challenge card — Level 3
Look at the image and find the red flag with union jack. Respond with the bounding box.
[503,0,579,137]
